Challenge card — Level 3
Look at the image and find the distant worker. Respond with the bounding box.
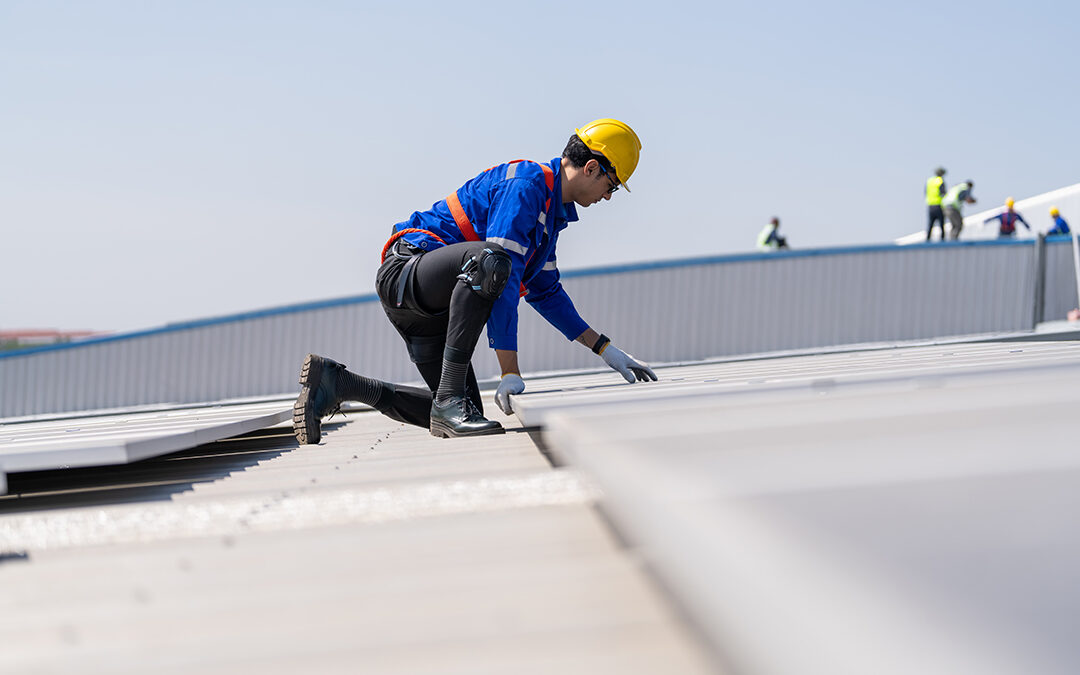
[925,167,947,241]
[1048,206,1071,236]
[983,197,1030,238]
[291,118,657,443]
[942,179,976,240]
[757,217,788,250]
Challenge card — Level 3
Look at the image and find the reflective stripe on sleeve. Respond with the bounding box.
[487,237,528,255]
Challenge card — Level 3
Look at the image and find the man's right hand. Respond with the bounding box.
[495,373,525,415]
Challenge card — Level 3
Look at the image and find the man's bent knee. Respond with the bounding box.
[405,335,444,364]
[457,246,512,301]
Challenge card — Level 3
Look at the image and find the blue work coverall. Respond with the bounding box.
[984,211,1031,237]
[1049,215,1071,236]
[395,157,590,351]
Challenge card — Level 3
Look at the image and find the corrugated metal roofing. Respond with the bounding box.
[0,399,714,674]
[5,337,1079,673]
[2,239,1062,418]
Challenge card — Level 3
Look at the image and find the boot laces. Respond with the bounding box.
[463,397,486,421]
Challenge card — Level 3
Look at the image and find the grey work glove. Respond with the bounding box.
[600,345,658,383]
[494,373,525,415]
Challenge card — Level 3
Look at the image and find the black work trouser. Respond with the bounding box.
[371,240,501,428]
[926,205,945,240]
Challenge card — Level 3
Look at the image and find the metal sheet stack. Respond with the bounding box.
[515,340,1080,675]
[0,401,291,495]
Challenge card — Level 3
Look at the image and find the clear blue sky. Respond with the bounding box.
[2,0,1076,331]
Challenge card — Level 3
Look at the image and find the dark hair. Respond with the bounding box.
[562,134,616,177]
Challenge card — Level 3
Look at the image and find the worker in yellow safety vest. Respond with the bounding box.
[925,167,947,241]
[757,217,788,250]
[942,180,976,240]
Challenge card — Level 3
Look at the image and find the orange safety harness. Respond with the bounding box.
[380,227,446,263]
[380,160,555,297]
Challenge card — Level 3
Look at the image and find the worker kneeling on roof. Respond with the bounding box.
[293,118,657,443]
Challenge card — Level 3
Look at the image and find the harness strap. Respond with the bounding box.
[445,160,555,244]
[381,228,446,263]
[395,254,420,308]
[446,160,554,298]
[446,190,480,241]
[384,161,556,298]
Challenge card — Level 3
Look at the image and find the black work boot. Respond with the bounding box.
[429,395,504,438]
[293,354,347,445]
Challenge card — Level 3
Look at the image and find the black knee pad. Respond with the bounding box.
[457,247,512,301]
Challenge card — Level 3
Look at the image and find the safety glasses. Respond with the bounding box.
[597,163,620,195]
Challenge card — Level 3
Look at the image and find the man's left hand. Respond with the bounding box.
[601,345,658,383]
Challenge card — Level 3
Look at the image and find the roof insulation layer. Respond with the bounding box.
[513,339,1080,675]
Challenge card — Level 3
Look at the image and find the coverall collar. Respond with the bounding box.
[551,157,579,225]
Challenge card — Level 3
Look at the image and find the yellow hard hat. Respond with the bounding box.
[575,118,642,192]
[1050,206,1060,217]
[1005,197,1015,208]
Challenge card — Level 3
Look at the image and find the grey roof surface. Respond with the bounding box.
[511,340,1080,425]
[515,339,1080,675]
[0,402,713,674]
[4,338,1078,674]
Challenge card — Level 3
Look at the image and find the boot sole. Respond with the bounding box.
[293,354,324,445]
[429,419,506,439]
